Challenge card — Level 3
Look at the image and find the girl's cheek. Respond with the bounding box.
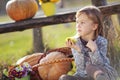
[76,24,81,28]
[76,25,79,29]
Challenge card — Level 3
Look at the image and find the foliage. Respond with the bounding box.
[0,23,76,79]
[42,23,76,49]
[0,23,76,64]
[3,62,32,79]
[0,30,33,65]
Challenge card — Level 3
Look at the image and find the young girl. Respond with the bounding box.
[59,6,118,80]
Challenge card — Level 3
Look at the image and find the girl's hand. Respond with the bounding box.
[86,40,97,52]
[66,40,81,52]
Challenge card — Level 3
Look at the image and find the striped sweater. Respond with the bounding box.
[71,35,118,80]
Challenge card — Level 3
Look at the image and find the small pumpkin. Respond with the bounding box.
[6,0,38,21]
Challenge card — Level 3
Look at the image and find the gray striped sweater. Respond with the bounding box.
[71,35,118,80]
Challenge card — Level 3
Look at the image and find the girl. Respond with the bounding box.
[59,6,118,80]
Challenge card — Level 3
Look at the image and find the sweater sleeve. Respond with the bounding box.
[88,39,108,65]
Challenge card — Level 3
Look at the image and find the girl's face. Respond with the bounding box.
[76,13,98,38]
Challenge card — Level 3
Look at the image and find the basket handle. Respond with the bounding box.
[32,58,74,69]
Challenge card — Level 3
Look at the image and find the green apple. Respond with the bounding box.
[66,37,77,44]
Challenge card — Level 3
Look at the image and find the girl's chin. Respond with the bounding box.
[76,33,81,37]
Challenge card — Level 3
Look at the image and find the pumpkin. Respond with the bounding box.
[38,52,72,80]
[6,0,38,21]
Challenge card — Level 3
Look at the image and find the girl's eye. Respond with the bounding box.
[81,22,85,24]
[76,21,79,23]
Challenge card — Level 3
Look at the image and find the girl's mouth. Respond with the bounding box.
[77,29,81,32]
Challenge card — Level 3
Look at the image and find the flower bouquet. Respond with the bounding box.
[3,62,32,80]
[39,0,59,16]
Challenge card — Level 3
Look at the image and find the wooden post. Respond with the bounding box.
[0,0,8,15]
[33,0,44,53]
[118,14,120,25]
[59,0,64,8]
[33,28,44,53]
[91,0,119,71]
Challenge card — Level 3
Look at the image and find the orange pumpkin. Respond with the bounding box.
[38,52,72,80]
[6,0,38,21]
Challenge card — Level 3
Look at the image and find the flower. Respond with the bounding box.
[3,62,32,79]
[39,0,59,4]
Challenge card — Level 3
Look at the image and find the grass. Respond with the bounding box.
[42,23,76,48]
[0,30,33,64]
[0,13,76,66]
[0,22,76,65]
[0,18,77,79]
[0,15,12,23]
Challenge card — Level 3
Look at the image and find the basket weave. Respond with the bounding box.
[32,58,74,68]
[32,50,73,80]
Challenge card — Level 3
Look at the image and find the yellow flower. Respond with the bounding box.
[50,0,59,3]
[39,0,59,4]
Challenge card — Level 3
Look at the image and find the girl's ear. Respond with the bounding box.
[93,24,98,30]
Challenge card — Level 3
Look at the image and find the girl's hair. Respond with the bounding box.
[75,6,103,38]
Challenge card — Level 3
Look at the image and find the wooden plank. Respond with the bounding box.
[0,3,120,34]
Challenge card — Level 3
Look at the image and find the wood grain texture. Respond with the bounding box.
[0,3,120,34]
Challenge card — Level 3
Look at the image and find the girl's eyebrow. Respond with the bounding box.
[76,18,86,22]
[76,20,80,23]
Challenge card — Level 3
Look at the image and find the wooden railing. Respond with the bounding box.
[0,3,120,34]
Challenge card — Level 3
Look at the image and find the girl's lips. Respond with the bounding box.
[77,29,81,32]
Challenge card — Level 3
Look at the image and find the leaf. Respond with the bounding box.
[3,69,8,76]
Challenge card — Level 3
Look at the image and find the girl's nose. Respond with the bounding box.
[76,23,81,28]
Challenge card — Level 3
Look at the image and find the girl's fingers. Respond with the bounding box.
[65,40,68,45]
[66,40,81,52]
[68,40,72,45]
[71,40,75,45]
[66,40,74,47]
[66,40,71,46]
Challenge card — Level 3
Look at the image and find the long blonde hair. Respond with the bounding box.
[75,6,103,38]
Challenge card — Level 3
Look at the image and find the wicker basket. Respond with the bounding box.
[16,47,73,80]
[32,57,74,80]
[32,49,73,80]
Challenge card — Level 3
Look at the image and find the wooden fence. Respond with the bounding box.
[0,3,120,34]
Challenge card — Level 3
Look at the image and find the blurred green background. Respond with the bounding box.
[0,0,120,78]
